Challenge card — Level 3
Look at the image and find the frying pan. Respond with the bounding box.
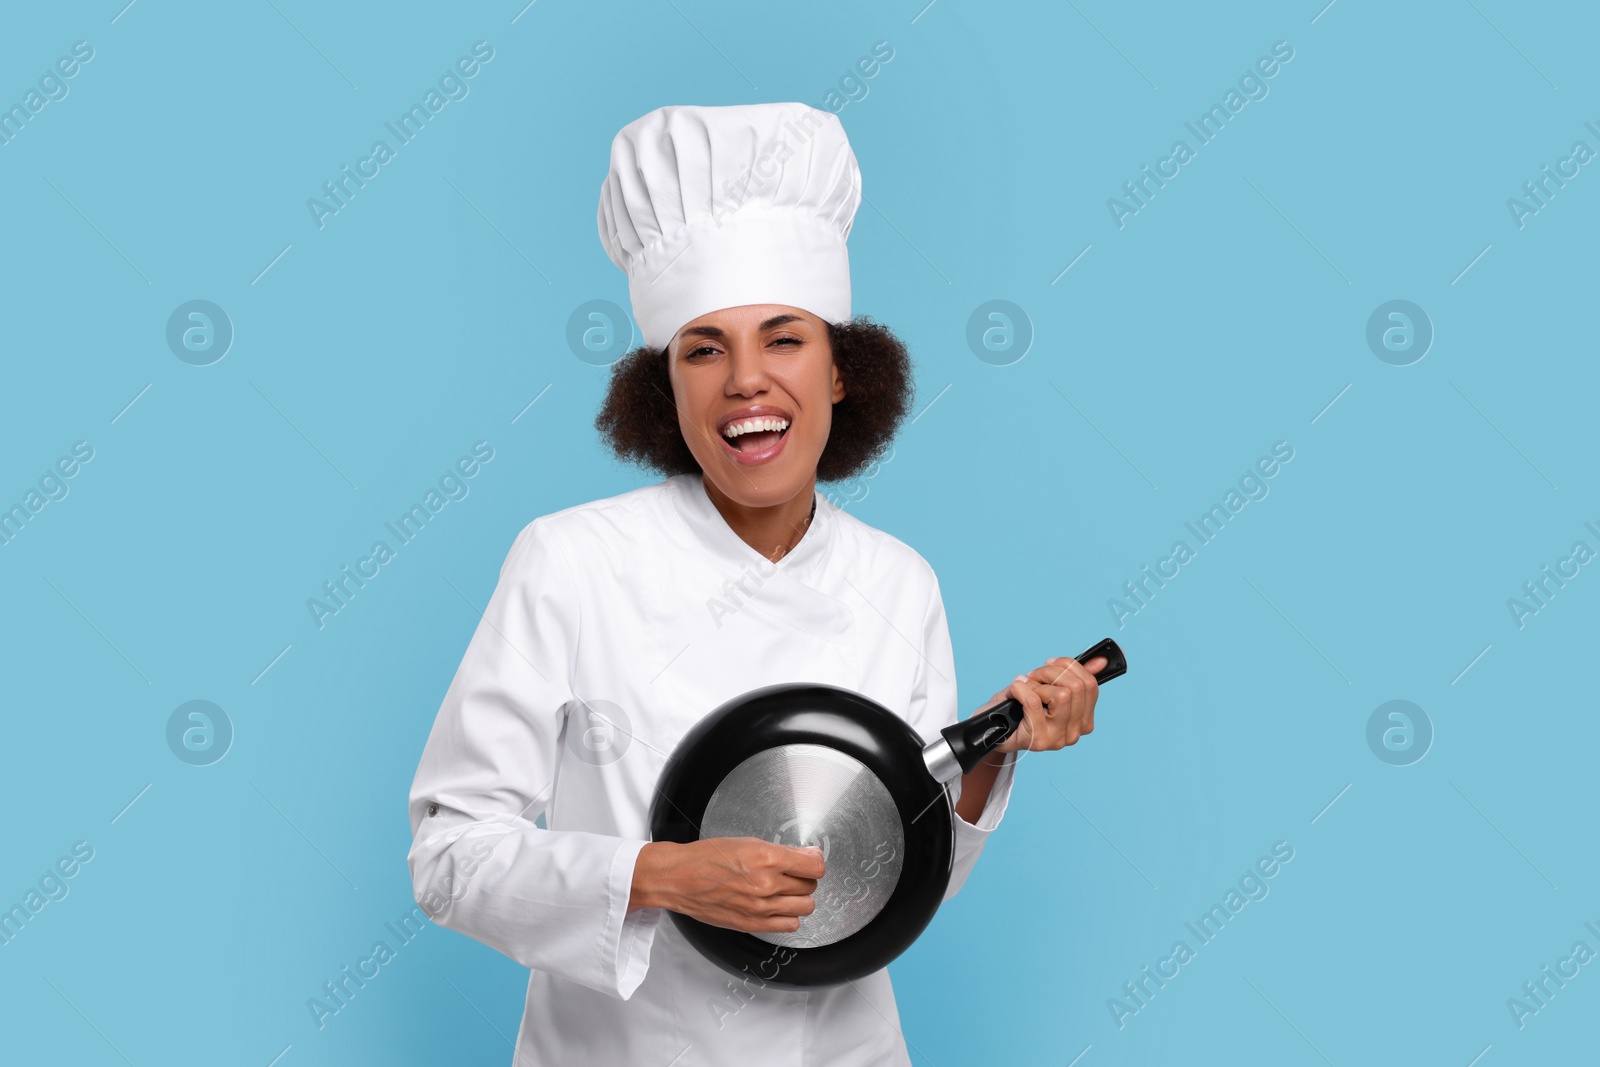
[648,637,1127,988]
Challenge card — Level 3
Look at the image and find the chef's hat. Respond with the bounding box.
[597,102,862,351]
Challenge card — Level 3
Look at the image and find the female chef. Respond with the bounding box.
[407,102,1107,1066]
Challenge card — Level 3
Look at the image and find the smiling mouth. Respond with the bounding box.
[720,416,791,455]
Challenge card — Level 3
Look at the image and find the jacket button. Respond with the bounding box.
[427,802,439,817]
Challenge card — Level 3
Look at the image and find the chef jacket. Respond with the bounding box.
[407,471,1017,1066]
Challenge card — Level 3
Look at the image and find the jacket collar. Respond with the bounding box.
[665,471,834,587]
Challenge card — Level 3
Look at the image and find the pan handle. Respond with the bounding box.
[929,638,1128,781]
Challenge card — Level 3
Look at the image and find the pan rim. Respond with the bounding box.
[648,682,955,989]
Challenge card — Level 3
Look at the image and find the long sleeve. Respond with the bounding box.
[406,518,662,999]
[904,566,1016,901]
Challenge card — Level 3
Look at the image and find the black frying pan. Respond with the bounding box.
[648,637,1127,988]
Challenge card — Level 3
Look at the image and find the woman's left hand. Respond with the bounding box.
[983,654,1108,755]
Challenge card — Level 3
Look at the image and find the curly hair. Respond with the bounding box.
[594,316,913,483]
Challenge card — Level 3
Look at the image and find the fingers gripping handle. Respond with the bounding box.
[933,638,1128,778]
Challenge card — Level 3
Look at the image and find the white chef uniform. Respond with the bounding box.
[406,471,1017,1065]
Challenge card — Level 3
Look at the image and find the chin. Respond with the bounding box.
[701,451,819,507]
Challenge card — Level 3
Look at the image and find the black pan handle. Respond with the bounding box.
[938,637,1127,776]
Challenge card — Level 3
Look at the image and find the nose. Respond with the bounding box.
[724,337,772,396]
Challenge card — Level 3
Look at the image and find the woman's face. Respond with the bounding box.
[667,304,845,509]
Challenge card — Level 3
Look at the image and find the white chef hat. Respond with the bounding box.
[597,102,862,351]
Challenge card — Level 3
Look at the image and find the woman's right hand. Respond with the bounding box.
[628,838,825,934]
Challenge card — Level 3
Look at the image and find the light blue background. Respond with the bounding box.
[2,1,1595,1064]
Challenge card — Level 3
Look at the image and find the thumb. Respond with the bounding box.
[790,846,826,876]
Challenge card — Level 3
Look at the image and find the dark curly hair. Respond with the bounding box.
[594,316,913,483]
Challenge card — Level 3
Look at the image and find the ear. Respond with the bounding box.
[830,361,846,403]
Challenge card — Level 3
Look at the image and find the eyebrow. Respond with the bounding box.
[677,313,804,341]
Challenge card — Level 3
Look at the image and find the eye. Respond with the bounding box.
[771,336,801,347]
[685,344,719,360]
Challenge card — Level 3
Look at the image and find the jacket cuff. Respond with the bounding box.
[953,750,1017,834]
[607,838,664,1000]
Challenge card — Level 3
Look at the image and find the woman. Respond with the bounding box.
[407,102,1106,1066]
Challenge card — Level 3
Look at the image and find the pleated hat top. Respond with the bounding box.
[597,102,862,351]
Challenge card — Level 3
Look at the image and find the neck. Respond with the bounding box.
[701,475,818,562]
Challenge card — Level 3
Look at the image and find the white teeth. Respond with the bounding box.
[721,416,790,439]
